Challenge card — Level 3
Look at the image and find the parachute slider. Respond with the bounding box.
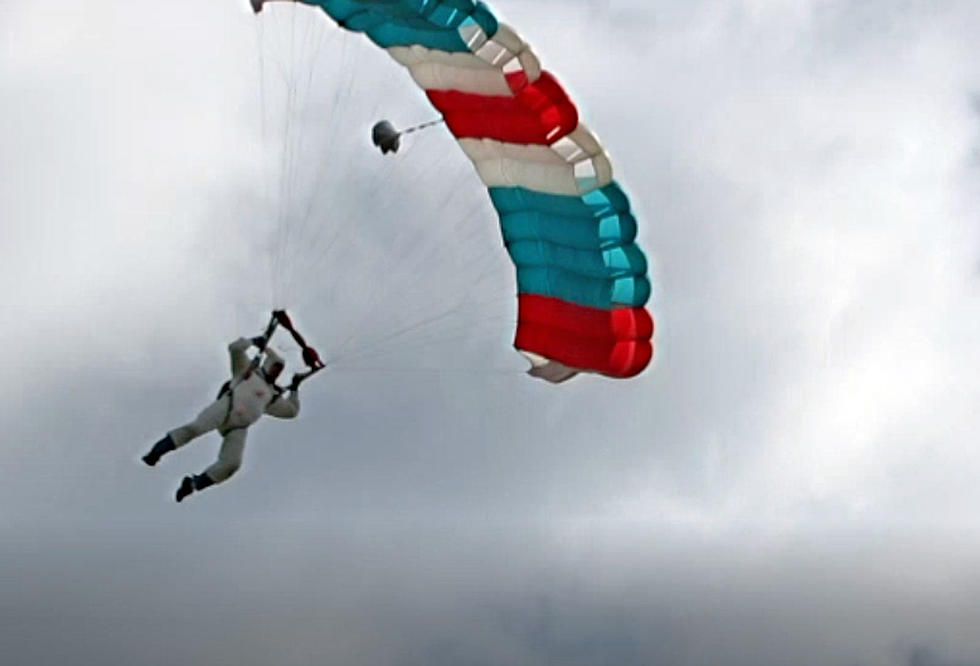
[371,120,401,154]
[371,118,445,156]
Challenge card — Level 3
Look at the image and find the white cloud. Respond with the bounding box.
[2,1,980,664]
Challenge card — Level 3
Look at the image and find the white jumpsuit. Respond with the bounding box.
[168,338,299,484]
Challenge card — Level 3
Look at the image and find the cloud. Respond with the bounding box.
[905,646,980,666]
[2,1,980,665]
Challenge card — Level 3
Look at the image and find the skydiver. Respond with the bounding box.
[141,332,317,502]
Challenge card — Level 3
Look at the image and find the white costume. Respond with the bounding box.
[160,338,299,487]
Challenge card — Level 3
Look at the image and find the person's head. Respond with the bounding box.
[262,349,285,382]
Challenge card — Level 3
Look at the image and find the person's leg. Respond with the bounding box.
[169,398,230,448]
[144,397,229,467]
[200,427,247,485]
[176,428,247,502]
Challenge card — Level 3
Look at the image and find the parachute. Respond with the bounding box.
[254,0,654,382]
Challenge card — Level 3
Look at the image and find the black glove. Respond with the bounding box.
[251,335,267,348]
[289,369,315,391]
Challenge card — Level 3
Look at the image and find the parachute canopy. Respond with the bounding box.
[257,0,654,382]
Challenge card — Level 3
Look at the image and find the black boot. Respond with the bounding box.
[142,435,175,467]
[176,474,215,503]
[250,0,264,13]
[175,476,195,502]
[193,474,215,491]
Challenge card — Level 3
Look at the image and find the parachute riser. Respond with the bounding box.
[272,309,326,371]
[236,310,324,385]
[248,312,281,377]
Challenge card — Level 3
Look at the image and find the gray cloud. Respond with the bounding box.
[905,646,980,666]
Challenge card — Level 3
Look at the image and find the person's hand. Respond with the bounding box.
[290,369,317,391]
[251,335,268,348]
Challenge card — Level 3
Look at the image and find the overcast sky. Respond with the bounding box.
[2,1,980,665]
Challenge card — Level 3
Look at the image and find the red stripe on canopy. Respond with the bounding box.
[515,294,654,377]
[426,71,578,144]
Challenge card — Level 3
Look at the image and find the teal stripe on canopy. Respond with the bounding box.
[516,267,651,309]
[490,183,650,309]
[499,210,638,251]
[310,0,498,51]
[490,183,633,219]
[507,240,647,280]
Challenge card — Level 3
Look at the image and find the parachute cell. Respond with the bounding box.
[263,0,655,381]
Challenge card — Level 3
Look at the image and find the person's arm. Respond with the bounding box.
[265,368,315,419]
[228,337,252,376]
[265,390,300,419]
